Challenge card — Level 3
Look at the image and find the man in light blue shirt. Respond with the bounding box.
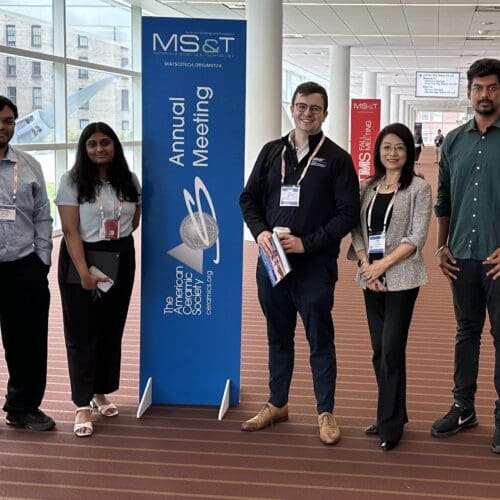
[0,95,55,431]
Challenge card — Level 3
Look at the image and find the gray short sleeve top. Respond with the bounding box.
[55,171,141,242]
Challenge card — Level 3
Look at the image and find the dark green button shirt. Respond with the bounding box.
[434,117,500,260]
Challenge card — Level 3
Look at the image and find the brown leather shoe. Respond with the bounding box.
[318,412,340,445]
[241,403,288,431]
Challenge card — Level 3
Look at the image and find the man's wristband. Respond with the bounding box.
[434,245,448,256]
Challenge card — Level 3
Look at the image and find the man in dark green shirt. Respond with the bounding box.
[431,58,500,454]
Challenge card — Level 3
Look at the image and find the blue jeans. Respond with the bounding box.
[451,259,500,413]
[256,254,337,414]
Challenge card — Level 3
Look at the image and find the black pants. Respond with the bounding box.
[363,287,419,442]
[58,236,135,407]
[0,253,50,414]
[451,259,500,412]
[257,254,338,414]
[415,146,422,162]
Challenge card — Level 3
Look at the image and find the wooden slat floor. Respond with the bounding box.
[0,146,498,499]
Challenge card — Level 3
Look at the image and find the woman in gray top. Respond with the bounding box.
[56,122,141,437]
[349,123,432,451]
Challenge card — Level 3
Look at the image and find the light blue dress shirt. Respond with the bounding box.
[0,146,53,265]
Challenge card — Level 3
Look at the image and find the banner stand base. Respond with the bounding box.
[137,377,153,418]
[218,379,231,421]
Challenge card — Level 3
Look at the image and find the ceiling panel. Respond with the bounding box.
[367,6,409,36]
[330,5,381,35]
[291,5,350,34]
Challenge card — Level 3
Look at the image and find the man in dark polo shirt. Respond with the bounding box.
[431,59,500,454]
[239,82,359,445]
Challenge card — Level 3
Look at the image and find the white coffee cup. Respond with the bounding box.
[273,226,291,236]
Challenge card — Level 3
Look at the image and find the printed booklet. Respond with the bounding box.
[258,232,292,286]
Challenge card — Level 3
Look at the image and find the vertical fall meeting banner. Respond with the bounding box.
[140,18,246,406]
[350,99,380,181]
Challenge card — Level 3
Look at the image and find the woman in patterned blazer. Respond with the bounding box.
[348,122,432,451]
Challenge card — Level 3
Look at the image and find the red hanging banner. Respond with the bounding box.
[350,99,381,181]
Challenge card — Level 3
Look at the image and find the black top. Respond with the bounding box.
[369,192,394,234]
[368,192,393,263]
[240,131,360,260]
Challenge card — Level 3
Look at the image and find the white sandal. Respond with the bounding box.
[91,398,119,417]
[74,406,93,437]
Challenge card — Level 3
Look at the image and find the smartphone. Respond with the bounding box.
[89,265,114,293]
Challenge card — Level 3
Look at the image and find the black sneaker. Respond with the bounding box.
[492,427,500,454]
[431,403,478,438]
[6,409,55,431]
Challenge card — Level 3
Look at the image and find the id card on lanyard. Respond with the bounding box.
[367,183,397,256]
[279,133,326,208]
[96,189,122,240]
[0,205,16,223]
[0,163,18,224]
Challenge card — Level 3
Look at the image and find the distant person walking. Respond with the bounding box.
[434,129,444,164]
[414,131,424,164]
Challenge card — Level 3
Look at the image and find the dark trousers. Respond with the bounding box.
[0,253,50,414]
[58,236,135,407]
[451,259,500,412]
[415,146,422,162]
[257,254,337,414]
[363,287,419,442]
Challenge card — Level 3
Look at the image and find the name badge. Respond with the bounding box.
[100,218,120,240]
[0,204,16,223]
[280,185,300,207]
[368,232,385,255]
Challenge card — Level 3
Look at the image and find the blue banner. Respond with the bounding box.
[140,17,246,406]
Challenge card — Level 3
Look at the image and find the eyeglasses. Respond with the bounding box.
[294,102,323,114]
[470,84,498,95]
[381,145,407,154]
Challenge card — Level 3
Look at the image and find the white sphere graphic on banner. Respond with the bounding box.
[180,212,219,250]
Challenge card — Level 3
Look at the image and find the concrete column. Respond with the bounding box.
[362,71,377,98]
[379,84,390,128]
[390,92,399,123]
[328,45,351,150]
[245,0,282,179]
[411,108,417,130]
[398,97,405,123]
[405,102,411,126]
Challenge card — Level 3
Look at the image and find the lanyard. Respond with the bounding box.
[95,184,123,221]
[280,133,326,185]
[367,181,398,234]
[11,163,18,203]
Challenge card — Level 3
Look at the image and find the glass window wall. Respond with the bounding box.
[0,1,53,54]
[66,0,132,69]
[0,1,139,231]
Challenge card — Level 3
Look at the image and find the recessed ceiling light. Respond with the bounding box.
[466,35,496,40]
[222,2,245,9]
[475,5,500,12]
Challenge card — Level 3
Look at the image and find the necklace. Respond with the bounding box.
[382,176,399,189]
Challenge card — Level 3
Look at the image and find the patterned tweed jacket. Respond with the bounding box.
[348,175,432,291]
